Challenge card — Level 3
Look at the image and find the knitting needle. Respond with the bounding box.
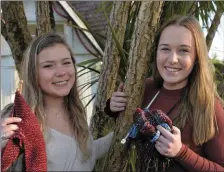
[121,133,130,144]
[146,91,160,109]
[120,91,160,145]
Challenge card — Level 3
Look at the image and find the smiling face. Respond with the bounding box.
[38,44,75,98]
[156,25,196,90]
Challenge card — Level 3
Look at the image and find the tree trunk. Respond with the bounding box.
[90,2,131,139]
[1,1,32,78]
[213,62,224,99]
[90,2,131,171]
[103,2,163,171]
[206,9,223,51]
[35,1,55,37]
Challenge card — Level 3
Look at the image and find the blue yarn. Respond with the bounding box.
[128,124,138,138]
[150,130,160,143]
[160,123,171,132]
[143,108,150,113]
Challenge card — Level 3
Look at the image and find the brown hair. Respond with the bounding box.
[152,15,222,145]
[21,32,90,158]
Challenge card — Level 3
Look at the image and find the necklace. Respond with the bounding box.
[44,107,64,118]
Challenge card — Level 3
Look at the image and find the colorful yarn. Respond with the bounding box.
[150,130,160,143]
[123,108,173,143]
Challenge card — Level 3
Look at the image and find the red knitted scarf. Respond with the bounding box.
[1,91,47,171]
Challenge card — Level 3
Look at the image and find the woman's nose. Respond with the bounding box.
[55,66,66,77]
[168,51,178,64]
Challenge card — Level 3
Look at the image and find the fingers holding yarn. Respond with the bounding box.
[150,109,172,127]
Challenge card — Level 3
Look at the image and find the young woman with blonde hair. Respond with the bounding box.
[105,15,224,171]
[1,33,113,171]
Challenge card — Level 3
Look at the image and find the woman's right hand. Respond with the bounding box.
[1,117,22,149]
[110,83,127,112]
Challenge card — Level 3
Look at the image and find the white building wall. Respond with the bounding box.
[1,36,19,110]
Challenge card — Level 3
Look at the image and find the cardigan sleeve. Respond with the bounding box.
[174,100,224,171]
[93,132,114,159]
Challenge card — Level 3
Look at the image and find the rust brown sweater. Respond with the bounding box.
[105,78,224,171]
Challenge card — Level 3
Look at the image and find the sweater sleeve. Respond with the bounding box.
[104,78,155,118]
[175,100,224,171]
[104,99,120,118]
[94,132,114,159]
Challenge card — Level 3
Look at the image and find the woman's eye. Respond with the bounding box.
[43,65,53,68]
[180,49,189,53]
[161,48,170,51]
[64,61,71,65]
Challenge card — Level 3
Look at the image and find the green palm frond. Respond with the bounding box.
[101,3,126,62]
[76,58,102,66]
[76,58,102,75]
[85,94,96,108]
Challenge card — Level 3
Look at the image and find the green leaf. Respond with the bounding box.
[76,58,102,66]
[102,3,126,63]
[214,1,224,12]
[85,94,96,108]
[77,65,100,74]
[129,145,137,171]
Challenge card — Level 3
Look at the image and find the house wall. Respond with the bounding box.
[1,36,19,109]
[1,1,97,124]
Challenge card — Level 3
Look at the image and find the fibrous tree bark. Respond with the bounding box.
[103,1,164,171]
[90,2,131,139]
[35,1,55,37]
[1,1,32,77]
[206,8,223,51]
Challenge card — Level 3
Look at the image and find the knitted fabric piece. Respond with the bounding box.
[131,108,174,172]
[1,91,47,171]
[133,108,173,140]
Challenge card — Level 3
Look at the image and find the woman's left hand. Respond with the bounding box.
[155,125,182,158]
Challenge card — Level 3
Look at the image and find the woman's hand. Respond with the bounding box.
[1,117,22,149]
[155,125,182,157]
[110,83,127,112]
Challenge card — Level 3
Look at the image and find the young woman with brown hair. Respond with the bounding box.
[105,15,224,171]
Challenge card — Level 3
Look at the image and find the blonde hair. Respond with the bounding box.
[21,32,90,158]
[152,16,222,145]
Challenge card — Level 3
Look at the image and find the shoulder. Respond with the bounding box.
[0,103,13,118]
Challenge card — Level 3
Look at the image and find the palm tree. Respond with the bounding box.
[90,1,131,139]
[102,2,164,171]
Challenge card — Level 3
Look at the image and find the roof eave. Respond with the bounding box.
[57,1,104,56]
